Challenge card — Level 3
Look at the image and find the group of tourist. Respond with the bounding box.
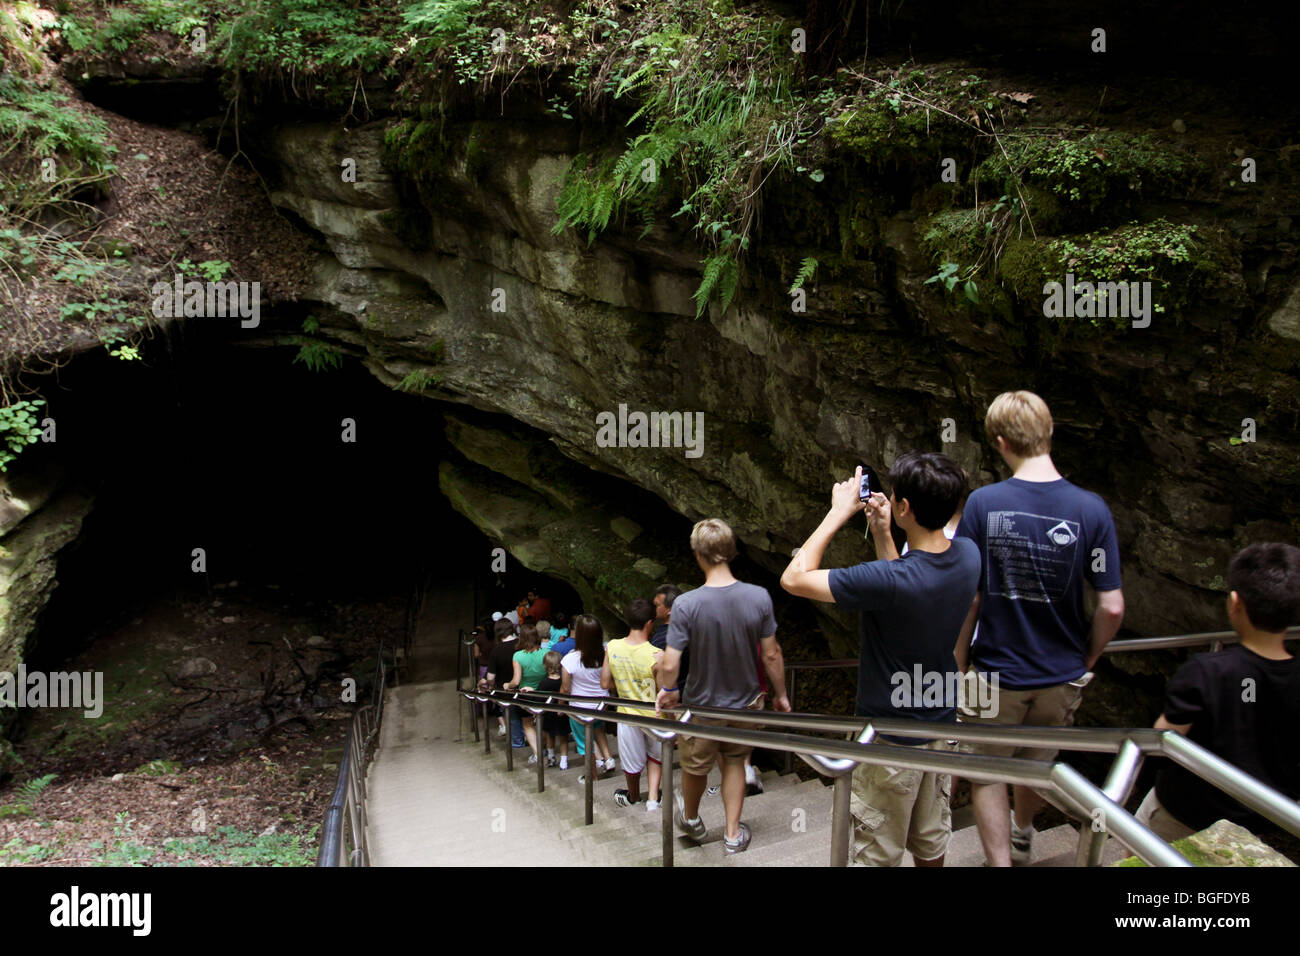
[471,389,1298,862]
[781,389,1299,865]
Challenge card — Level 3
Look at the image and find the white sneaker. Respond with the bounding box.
[559,757,568,770]
[595,758,606,772]
[1010,812,1034,865]
[605,757,616,774]
[645,800,661,812]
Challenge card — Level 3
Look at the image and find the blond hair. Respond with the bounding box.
[985,391,1053,458]
[690,518,738,566]
[543,650,562,676]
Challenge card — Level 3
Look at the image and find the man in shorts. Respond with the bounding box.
[656,519,790,854]
[603,598,665,810]
[782,453,980,865]
[955,391,1125,865]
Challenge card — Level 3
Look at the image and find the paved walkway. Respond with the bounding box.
[366,680,595,866]
[365,586,1127,867]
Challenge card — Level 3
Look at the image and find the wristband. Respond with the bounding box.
[662,686,678,693]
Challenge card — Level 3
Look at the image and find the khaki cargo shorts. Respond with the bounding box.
[957,670,1092,762]
[677,694,763,777]
[852,738,957,866]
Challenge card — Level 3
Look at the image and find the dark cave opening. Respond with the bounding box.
[21,317,590,668]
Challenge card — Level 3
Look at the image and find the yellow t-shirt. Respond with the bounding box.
[606,638,660,717]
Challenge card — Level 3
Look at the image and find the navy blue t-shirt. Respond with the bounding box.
[957,477,1122,689]
[828,539,981,744]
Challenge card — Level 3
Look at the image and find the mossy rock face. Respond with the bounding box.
[827,65,1003,173]
[975,131,1207,228]
[1113,819,1297,867]
[994,219,1241,336]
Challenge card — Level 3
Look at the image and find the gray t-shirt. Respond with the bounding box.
[666,581,776,710]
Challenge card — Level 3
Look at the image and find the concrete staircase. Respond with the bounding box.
[366,680,1130,867]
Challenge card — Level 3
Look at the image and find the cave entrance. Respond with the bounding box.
[30,318,482,650]
[23,317,600,720]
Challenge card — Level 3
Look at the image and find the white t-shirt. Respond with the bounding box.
[562,649,606,708]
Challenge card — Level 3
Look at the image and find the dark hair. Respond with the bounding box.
[552,610,567,629]
[572,614,605,669]
[653,584,681,609]
[473,627,495,661]
[517,624,541,652]
[494,618,516,641]
[1228,543,1300,632]
[887,451,967,531]
[625,597,656,631]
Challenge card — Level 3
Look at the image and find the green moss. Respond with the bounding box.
[829,66,999,170]
[996,219,1233,330]
[464,121,489,180]
[976,131,1205,223]
[919,207,985,264]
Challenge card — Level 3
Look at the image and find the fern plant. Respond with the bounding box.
[788,257,819,294]
[0,773,57,816]
[395,368,442,392]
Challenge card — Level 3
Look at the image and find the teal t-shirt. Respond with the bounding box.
[513,648,548,688]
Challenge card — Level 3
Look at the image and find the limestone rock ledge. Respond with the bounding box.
[261,117,1300,658]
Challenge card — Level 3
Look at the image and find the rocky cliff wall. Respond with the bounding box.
[258,113,1300,659]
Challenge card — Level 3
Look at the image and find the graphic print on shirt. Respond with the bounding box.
[984,510,1081,602]
[608,643,656,702]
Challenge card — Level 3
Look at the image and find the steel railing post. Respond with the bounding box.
[504,702,514,771]
[484,696,492,754]
[585,722,595,825]
[1076,738,1143,866]
[535,712,545,793]
[784,669,796,776]
[830,774,852,867]
[660,735,675,867]
[469,648,480,744]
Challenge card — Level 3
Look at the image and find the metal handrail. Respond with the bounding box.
[498,688,1300,835]
[464,685,1300,867]
[783,625,1300,676]
[318,703,377,866]
[319,565,423,866]
[318,650,388,866]
[461,690,1180,866]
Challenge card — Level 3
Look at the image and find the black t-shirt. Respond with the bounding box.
[1155,644,1300,832]
[650,621,668,650]
[487,638,518,686]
